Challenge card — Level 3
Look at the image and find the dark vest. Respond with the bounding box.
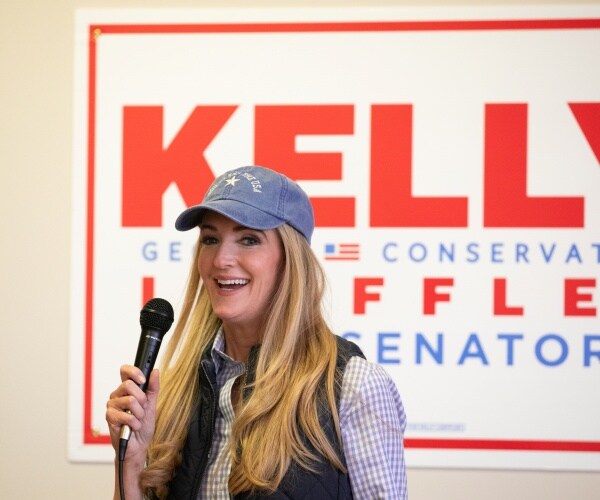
[165,336,365,500]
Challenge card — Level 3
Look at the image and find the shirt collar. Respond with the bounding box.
[210,327,244,374]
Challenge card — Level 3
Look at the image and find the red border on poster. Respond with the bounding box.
[82,18,600,450]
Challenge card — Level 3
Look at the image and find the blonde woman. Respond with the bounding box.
[106,166,407,499]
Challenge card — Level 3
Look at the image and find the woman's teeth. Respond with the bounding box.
[217,279,249,289]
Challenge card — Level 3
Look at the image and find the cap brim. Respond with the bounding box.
[175,199,286,232]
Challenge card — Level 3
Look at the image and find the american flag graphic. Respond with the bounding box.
[324,243,360,261]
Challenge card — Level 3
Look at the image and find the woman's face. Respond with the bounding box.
[198,211,283,334]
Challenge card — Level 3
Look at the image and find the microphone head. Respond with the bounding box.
[140,297,174,334]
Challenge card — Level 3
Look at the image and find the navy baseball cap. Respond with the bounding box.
[175,166,315,243]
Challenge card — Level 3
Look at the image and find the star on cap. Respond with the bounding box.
[224,175,240,187]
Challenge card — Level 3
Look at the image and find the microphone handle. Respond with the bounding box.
[133,328,164,392]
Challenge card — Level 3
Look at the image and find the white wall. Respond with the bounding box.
[0,0,598,498]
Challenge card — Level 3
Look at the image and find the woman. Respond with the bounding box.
[106,165,407,499]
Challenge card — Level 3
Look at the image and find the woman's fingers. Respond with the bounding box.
[106,368,160,432]
[119,364,146,385]
[106,367,151,434]
[107,393,144,422]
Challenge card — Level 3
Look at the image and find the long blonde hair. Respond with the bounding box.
[141,224,343,498]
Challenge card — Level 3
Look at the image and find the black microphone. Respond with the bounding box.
[119,297,174,446]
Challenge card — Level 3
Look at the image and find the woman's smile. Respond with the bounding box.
[216,278,250,291]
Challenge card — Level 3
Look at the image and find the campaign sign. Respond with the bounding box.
[69,7,600,468]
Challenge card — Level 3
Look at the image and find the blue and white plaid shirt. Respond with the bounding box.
[199,330,408,499]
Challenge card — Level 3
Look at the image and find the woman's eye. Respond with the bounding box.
[241,235,260,246]
[201,236,218,245]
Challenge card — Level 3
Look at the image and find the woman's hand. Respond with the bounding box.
[106,365,160,465]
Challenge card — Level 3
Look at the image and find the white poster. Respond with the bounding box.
[69,7,600,469]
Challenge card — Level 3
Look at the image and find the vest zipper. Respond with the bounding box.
[191,361,217,500]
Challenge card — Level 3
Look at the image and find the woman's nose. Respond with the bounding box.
[213,242,236,268]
